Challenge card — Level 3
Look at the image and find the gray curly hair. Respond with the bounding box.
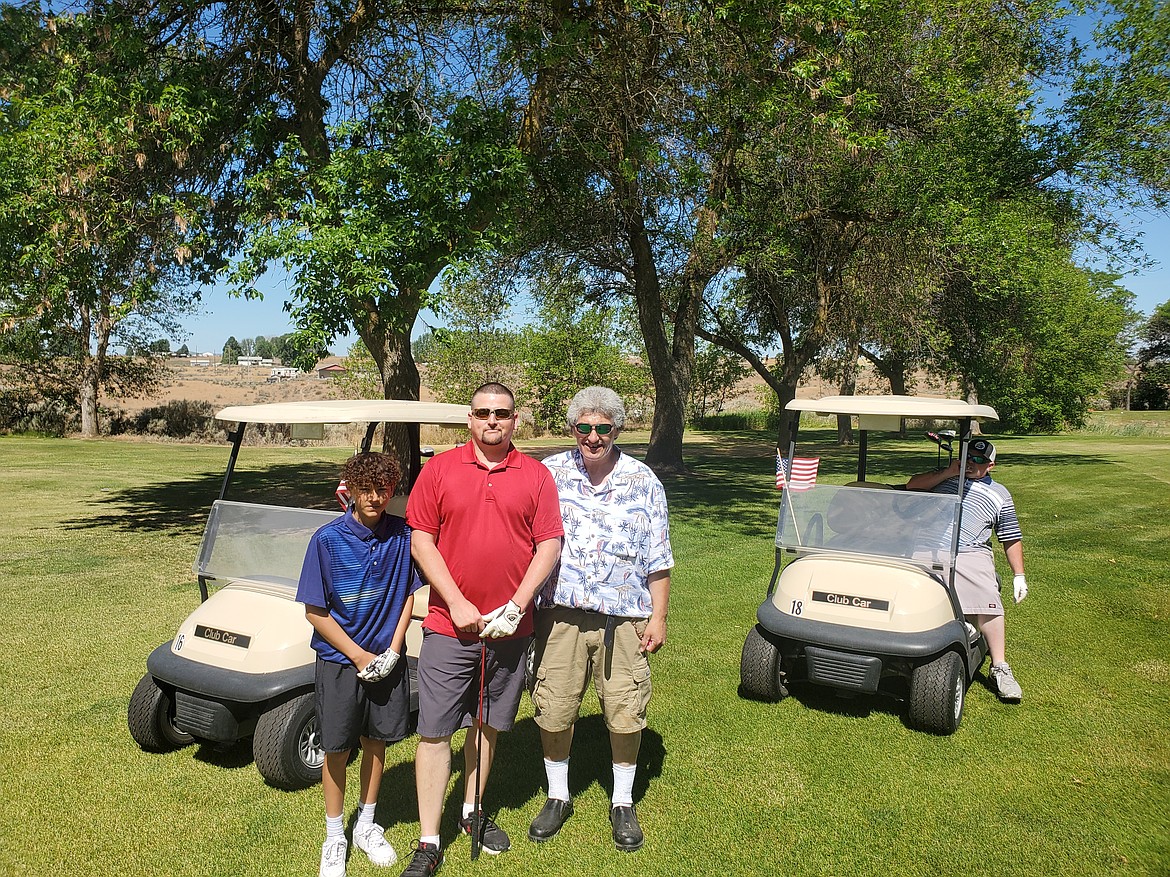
[566,386,626,431]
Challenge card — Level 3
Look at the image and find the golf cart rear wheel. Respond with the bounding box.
[128,674,195,752]
[908,651,965,735]
[253,693,323,790]
[740,625,787,702]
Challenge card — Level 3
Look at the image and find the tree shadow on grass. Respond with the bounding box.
[648,428,1114,540]
[65,462,346,534]
[373,715,666,836]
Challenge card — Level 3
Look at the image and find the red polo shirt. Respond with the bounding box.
[406,442,564,638]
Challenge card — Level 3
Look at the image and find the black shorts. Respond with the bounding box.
[416,630,530,739]
[314,657,411,752]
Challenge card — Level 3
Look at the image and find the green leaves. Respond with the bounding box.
[229,92,526,372]
[0,6,227,433]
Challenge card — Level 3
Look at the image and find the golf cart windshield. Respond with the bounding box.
[776,484,960,575]
[194,501,342,592]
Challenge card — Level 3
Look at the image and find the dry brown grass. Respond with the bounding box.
[110,357,960,423]
[109,361,348,413]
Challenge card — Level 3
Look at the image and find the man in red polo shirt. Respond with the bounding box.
[401,382,563,877]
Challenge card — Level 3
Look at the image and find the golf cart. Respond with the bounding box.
[128,400,467,789]
[739,395,998,734]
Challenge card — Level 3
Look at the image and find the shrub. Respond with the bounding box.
[694,409,778,431]
[107,400,219,440]
[0,388,78,436]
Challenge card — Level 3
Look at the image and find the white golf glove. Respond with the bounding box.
[481,600,523,638]
[1013,574,1028,604]
[357,648,400,682]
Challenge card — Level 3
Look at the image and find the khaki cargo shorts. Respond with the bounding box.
[531,606,652,735]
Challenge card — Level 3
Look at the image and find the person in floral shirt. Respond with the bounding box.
[528,386,673,853]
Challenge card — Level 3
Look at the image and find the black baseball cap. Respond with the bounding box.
[969,438,996,463]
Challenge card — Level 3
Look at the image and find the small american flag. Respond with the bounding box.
[335,480,350,509]
[776,454,819,491]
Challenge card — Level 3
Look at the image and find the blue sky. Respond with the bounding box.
[179,223,1169,357]
[179,9,1167,357]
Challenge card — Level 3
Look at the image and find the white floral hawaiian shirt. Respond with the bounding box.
[538,447,674,618]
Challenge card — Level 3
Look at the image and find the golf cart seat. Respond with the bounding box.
[823,487,921,555]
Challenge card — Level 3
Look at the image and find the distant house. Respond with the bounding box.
[268,366,300,381]
[238,356,263,367]
[189,359,211,367]
[317,363,348,379]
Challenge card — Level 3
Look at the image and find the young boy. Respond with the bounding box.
[296,452,420,877]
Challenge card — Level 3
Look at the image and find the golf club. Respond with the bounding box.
[471,640,486,861]
[925,430,955,466]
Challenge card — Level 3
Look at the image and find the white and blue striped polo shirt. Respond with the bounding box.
[934,475,1022,556]
[296,511,422,665]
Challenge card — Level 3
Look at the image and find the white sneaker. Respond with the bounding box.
[319,836,347,877]
[354,822,398,867]
[990,662,1023,702]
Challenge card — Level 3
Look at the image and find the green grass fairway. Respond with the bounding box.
[0,429,1166,876]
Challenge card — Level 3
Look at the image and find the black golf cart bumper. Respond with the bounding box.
[756,601,968,693]
[146,642,313,743]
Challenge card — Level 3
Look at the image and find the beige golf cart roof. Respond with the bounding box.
[216,399,469,426]
[786,395,998,424]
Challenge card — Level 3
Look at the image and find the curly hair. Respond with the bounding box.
[341,452,401,491]
[566,386,625,431]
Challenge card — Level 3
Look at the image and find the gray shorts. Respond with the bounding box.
[954,551,1004,617]
[314,657,411,752]
[416,630,530,739]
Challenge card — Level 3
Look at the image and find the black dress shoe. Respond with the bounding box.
[528,798,573,842]
[610,804,644,852]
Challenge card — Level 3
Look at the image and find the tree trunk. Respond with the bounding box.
[76,300,108,438]
[964,381,983,436]
[626,205,695,475]
[358,305,422,487]
[773,367,801,449]
[859,347,909,436]
[79,367,100,437]
[836,342,858,446]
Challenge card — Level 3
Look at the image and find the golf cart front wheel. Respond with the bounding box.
[740,626,787,702]
[908,651,966,735]
[253,693,323,790]
[128,674,195,752]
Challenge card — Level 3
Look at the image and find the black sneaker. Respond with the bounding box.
[400,841,442,877]
[459,812,511,854]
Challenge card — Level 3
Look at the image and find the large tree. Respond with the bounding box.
[696,0,1167,436]
[1132,300,1170,410]
[506,0,868,472]
[198,1,535,473]
[0,5,229,435]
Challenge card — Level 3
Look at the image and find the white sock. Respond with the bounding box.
[544,757,570,802]
[420,835,441,848]
[357,801,376,828]
[611,763,637,807]
[326,814,345,840]
[462,801,476,819]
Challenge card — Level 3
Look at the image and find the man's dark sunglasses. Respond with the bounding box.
[471,407,514,420]
[969,454,990,464]
[575,422,614,435]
